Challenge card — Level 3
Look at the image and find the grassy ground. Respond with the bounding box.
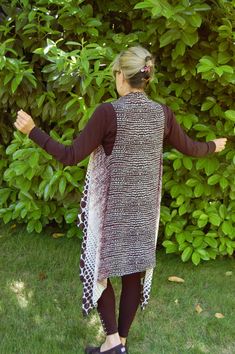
[0,221,234,354]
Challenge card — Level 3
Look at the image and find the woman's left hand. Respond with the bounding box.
[14,109,36,136]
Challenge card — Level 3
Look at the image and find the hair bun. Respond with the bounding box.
[145,56,153,67]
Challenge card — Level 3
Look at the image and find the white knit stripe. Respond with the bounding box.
[77,145,112,316]
[140,156,163,310]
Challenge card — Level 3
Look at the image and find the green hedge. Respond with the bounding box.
[0,0,234,264]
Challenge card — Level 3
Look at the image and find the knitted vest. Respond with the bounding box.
[77,92,165,317]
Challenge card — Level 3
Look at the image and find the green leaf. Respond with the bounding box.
[218,205,226,219]
[11,74,23,94]
[43,165,54,179]
[226,246,234,255]
[5,143,19,155]
[192,236,204,248]
[183,156,192,170]
[81,56,89,74]
[197,64,212,73]
[199,57,215,66]
[196,158,207,170]
[204,237,217,248]
[208,213,221,226]
[207,174,220,185]
[219,177,228,190]
[181,246,193,262]
[207,248,217,259]
[12,161,28,176]
[218,52,231,65]
[165,243,178,254]
[186,178,198,187]
[176,195,184,206]
[86,18,102,27]
[194,183,204,197]
[20,178,31,192]
[173,158,182,170]
[222,221,233,236]
[219,65,233,74]
[176,232,186,244]
[193,124,209,131]
[64,209,77,223]
[198,218,208,228]
[206,231,217,238]
[170,185,181,198]
[3,211,12,224]
[192,251,200,265]
[189,13,202,28]
[35,220,42,233]
[21,208,27,218]
[178,242,189,251]
[4,72,14,85]
[59,176,67,196]
[64,172,79,187]
[65,97,78,110]
[165,223,174,237]
[193,4,211,11]
[173,41,186,58]
[24,72,37,88]
[160,206,172,223]
[44,184,51,201]
[28,152,39,168]
[36,94,46,108]
[205,159,219,176]
[160,30,180,48]
[162,240,175,247]
[31,209,41,220]
[181,31,198,47]
[201,100,215,111]
[225,110,235,122]
[179,203,187,216]
[134,1,152,9]
[19,190,33,200]
[27,219,36,233]
[0,188,12,204]
[197,248,210,260]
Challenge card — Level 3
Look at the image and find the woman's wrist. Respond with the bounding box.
[27,125,36,137]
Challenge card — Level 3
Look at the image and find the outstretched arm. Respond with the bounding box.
[14,103,113,166]
[162,105,227,156]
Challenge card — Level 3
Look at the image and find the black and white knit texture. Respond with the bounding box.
[77,92,165,317]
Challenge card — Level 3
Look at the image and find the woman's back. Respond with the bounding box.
[78,90,166,316]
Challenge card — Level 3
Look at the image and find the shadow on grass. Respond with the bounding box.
[0,221,234,354]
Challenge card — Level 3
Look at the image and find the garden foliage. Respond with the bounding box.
[0,0,234,263]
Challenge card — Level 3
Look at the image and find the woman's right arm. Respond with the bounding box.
[28,103,113,166]
[162,105,227,156]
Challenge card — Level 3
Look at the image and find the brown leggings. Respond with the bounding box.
[97,271,141,338]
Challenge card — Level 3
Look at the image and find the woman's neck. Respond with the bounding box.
[122,88,144,96]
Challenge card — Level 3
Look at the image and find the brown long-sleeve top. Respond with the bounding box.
[28,102,216,166]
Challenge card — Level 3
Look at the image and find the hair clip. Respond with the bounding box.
[140,65,151,73]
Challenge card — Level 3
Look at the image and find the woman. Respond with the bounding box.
[14,46,227,354]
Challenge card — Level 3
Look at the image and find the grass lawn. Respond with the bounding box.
[0,221,234,354]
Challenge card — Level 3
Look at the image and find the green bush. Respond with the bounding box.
[0,0,234,263]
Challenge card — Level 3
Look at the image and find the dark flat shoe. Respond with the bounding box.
[85,343,126,354]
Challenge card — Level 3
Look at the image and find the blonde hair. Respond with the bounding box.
[111,46,155,89]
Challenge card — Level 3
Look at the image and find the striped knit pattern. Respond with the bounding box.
[77,92,165,317]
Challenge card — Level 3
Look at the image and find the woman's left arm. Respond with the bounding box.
[162,105,227,156]
[14,103,112,165]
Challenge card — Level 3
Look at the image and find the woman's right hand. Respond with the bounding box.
[212,138,227,152]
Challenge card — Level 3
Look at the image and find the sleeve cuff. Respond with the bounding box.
[207,141,216,153]
[28,126,38,139]
[28,126,50,148]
